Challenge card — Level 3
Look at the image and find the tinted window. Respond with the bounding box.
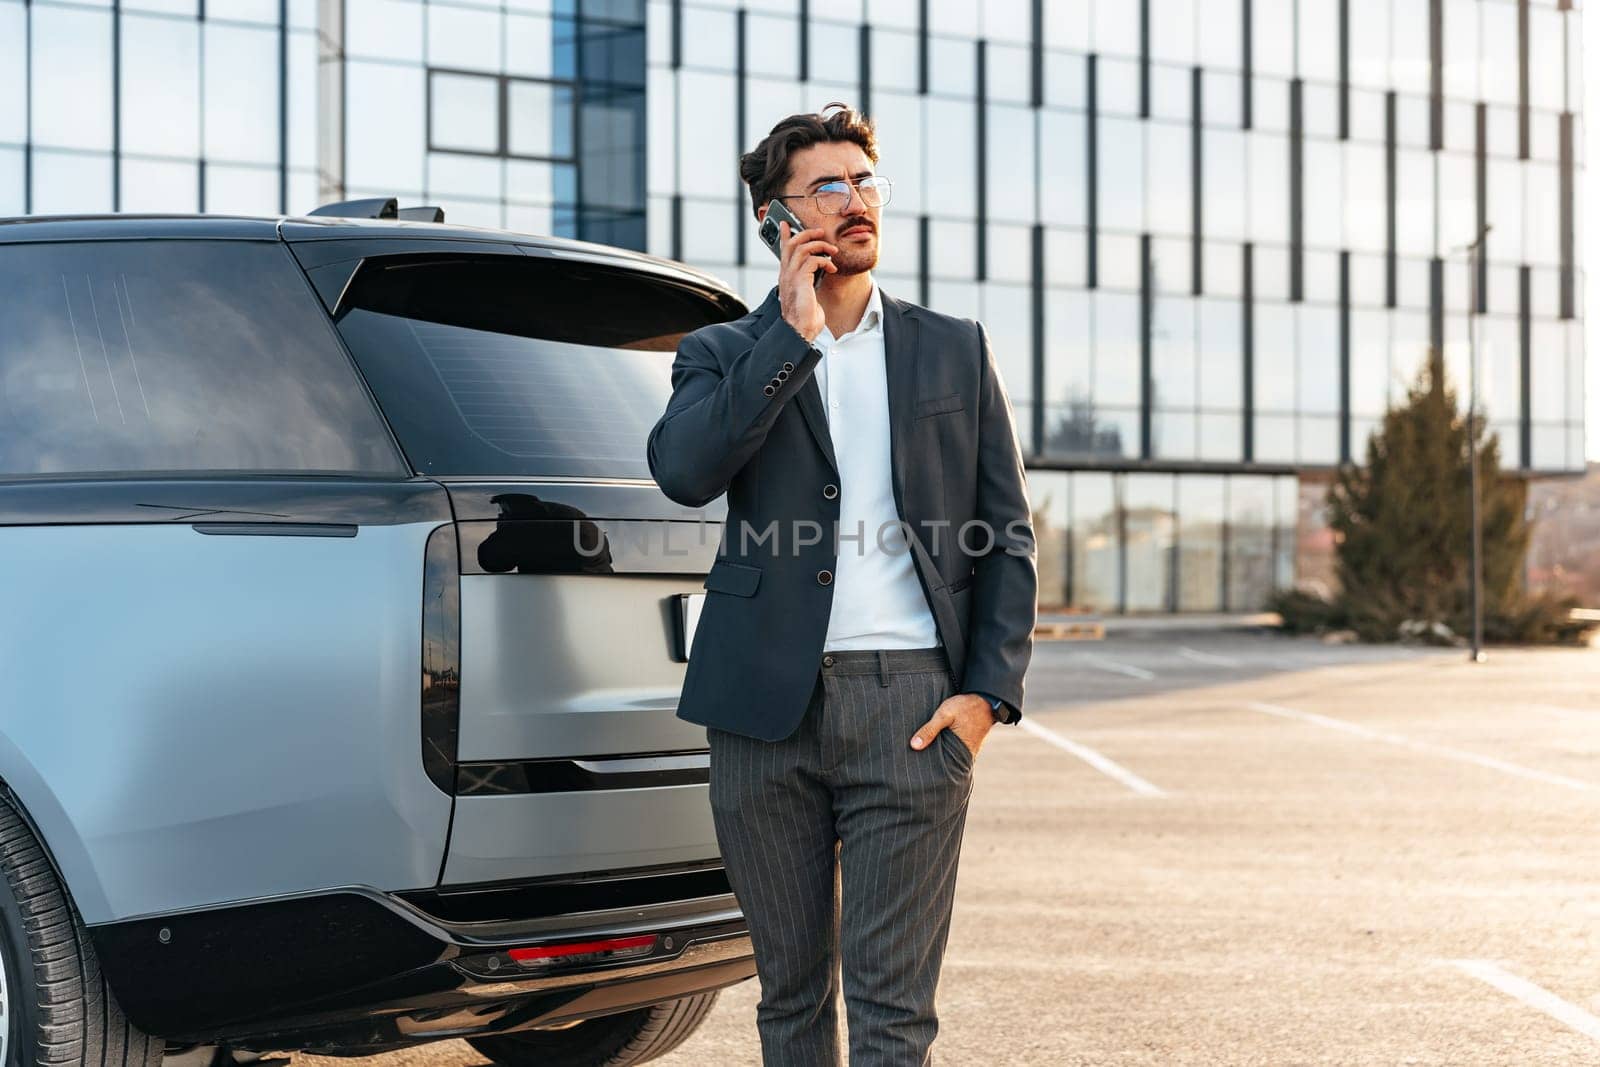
[0,240,406,478]
[332,253,740,479]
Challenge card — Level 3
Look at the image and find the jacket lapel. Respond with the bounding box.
[751,287,837,475]
[879,289,920,516]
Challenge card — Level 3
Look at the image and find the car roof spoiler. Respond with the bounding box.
[307,198,445,223]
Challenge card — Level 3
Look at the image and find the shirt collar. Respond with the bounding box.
[861,280,884,334]
[819,279,883,344]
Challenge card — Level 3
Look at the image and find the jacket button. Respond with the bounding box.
[823,483,838,500]
[782,361,795,372]
[763,383,777,397]
[776,368,790,382]
[822,654,835,667]
[817,569,832,586]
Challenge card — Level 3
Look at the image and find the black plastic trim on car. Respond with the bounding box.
[0,477,454,528]
[440,480,724,523]
[86,881,750,1047]
[455,752,711,796]
[0,216,283,244]
[193,523,358,538]
[399,862,733,925]
[421,522,463,796]
[88,890,450,1039]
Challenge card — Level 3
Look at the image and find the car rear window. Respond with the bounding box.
[0,239,407,479]
[330,253,741,480]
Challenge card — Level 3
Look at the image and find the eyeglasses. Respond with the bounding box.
[774,175,893,215]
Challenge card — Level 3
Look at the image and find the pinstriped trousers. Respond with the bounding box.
[706,646,975,1066]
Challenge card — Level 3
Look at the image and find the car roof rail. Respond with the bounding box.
[306,197,445,223]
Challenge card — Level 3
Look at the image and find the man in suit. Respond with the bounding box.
[646,102,1036,1066]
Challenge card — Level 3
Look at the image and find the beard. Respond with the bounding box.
[830,243,879,275]
[830,220,879,275]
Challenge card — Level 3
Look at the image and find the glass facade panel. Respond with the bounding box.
[1099,117,1144,233]
[0,147,23,217]
[4,0,1583,608]
[1146,121,1190,237]
[1124,474,1175,612]
[1093,292,1142,408]
[1070,473,1120,612]
[1227,476,1276,610]
[122,17,200,158]
[431,73,501,154]
[32,7,113,151]
[1194,0,1240,69]
[203,24,279,165]
[1031,472,1071,609]
[1177,475,1226,611]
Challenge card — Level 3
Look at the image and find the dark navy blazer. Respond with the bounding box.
[646,285,1037,742]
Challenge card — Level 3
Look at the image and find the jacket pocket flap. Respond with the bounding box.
[915,393,965,418]
[703,560,762,597]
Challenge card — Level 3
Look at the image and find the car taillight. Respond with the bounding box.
[508,934,658,967]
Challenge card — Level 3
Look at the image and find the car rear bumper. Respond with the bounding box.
[87,869,754,1054]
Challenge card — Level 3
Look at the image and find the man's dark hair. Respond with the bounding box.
[738,102,880,219]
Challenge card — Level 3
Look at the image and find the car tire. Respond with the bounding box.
[467,991,719,1067]
[0,786,164,1066]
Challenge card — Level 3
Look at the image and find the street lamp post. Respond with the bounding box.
[1461,224,1492,664]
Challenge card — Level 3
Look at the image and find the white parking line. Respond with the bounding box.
[1177,646,1243,668]
[1018,718,1167,797]
[1445,959,1600,1043]
[1082,654,1156,680]
[1246,702,1595,793]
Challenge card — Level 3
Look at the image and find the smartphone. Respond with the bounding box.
[758,198,828,290]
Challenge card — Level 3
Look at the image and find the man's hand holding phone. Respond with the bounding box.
[775,220,837,343]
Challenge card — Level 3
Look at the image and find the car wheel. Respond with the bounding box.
[467,991,719,1066]
[0,786,163,1066]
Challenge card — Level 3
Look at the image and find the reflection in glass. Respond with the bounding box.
[1177,475,1226,611]
[1030,472,1071,609]
[1203,129,1254,238]
[431,72,500,154]
[1196,297,1242,411]
[203,24,279,164]
[122,16,200,157]
[1297,306,1340,415]
[1093,292,1142,407]
[1254,303,1296,412]
[32,7,113,151]
[1069,473,1120,612]
[510,80,575,158]
[1349,309,1390,418]
[1228,476,1275,610]
[1099,117,1144,233]
[1274,476,1298,590]
[1151,292,1196,411]
[1124,474,1175,612]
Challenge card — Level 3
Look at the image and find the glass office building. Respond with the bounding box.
[1,0,1585,613]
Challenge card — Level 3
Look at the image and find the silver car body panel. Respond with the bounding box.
[0,519,452,924]
[443,572,719,884]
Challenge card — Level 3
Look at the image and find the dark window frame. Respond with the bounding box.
[425,67,580,165]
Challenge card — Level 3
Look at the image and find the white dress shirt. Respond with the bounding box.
[811,280,941,652]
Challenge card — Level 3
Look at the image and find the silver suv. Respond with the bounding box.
[0,205,751,1065]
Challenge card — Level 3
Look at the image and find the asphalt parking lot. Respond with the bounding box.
[302,629,1600,1066]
